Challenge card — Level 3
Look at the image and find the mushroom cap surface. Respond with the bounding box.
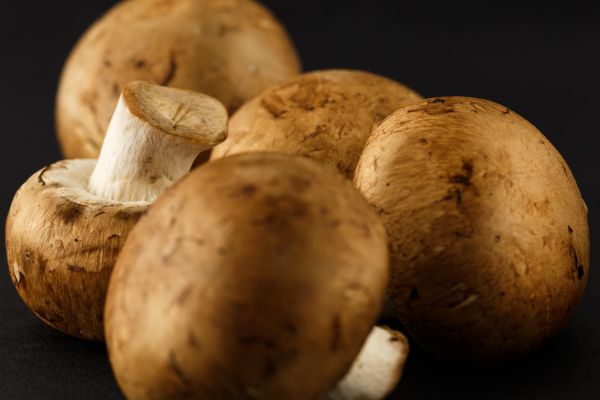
[105,152,389,399]
[354,96,590,362]
[6,160,147,340]
[56,0,300,159]
[211,69,421,178]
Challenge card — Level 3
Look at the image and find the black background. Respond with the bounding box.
[1,1,599,399]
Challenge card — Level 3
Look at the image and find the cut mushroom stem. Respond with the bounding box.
[89,80,228,202]
[327,326,409,400]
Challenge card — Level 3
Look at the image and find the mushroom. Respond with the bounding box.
[329,326,409,400]
[354,97,590,362]
[5,81,227,340]
[56,0,300,161]
[104,152,390,399]
[211,69,421,178]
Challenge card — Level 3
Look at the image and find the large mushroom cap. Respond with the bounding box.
[5,160,148,340]
[354,96,590,362]
[211,69,421,178]
[105,152,389,399]
[56,0,300,159]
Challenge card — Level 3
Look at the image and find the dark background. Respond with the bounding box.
[1,1,599,399]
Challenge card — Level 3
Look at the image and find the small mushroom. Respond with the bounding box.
[105,152,390,399]
[354,96,590,362]
[5,81,227,340]
[211,69,421,178]
[56,0,300,160]
[329,326,409,400]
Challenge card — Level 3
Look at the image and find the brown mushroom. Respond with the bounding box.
[354,96,590,362]
[6,81,227,340]
[211,69,421,178]
[56,0,300,160]
[105,152,389,399]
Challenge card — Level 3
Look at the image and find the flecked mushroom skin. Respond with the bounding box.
[56,0,300,159]
[354,96,590,362]
[6,161,145,340]
[105,153,389,400]
[6,82,228,340]
[211,69,421,178]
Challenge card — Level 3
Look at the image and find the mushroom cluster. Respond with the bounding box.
[5,1,591,399]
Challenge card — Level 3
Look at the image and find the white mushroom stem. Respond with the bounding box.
[88,81,228,202]
[327,326,409,400]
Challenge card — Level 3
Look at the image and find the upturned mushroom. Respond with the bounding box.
[56,0,300,160]
[105,152,392,399]
[354,96,590,362]
[6,81,227,340]
[211,69,421,178]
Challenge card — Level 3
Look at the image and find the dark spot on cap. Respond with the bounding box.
[134,59,146,69]
[241,184,257,196]
[56,202,84,225]
[449,160,474,187]
[578,265,584,280]
[22,250,34,265]
[443,188,463,206]
[419,138,429,144]
[568,225,574,234]
[290,176,311,192]
[239,335,277,350]
[67,264,86,273]
[115,209,146,222]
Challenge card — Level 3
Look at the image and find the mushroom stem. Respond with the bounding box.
[88,81,228,202]
[327,326,409,400]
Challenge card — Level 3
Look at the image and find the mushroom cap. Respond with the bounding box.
[105,152,389,399]
[56,0,300,159]
[210,69,422,178]
[5,160,147,340]
[354,97,590,362]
